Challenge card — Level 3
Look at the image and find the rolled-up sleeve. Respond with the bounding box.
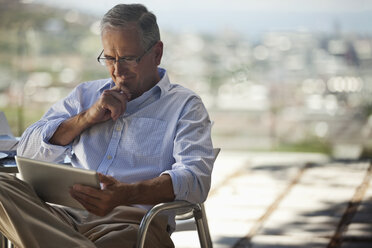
[161,97,214,203]
[17,90,79,163]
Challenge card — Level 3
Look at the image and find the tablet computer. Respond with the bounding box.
[15,156,100,209]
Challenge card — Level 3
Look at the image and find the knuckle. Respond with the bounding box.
[102,195,111,204]
[80,194,88,201]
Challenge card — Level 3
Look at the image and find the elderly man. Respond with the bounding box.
[0,3,214,248]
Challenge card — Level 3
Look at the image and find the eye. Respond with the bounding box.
[105,57,116,61]
[121,56,136,61]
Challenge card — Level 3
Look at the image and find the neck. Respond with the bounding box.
[131,70,161,100]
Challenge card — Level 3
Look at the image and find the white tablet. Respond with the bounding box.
[15,156,100,209]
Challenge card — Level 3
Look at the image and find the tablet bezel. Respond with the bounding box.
[15,156,100,209]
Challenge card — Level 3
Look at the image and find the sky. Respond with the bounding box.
[31,0,372,35]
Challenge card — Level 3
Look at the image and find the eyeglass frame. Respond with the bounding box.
[97,41,158,67]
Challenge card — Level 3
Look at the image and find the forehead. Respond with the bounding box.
[101,25,143,54]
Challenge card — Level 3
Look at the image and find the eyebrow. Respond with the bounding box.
[103,53,136,59]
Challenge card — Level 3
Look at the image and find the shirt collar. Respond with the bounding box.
[97,78,115,93]
[156,67,171,96]
[125,68,170,113]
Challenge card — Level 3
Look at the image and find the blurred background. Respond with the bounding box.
[1,0,372,159]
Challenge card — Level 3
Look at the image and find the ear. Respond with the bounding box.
[153,41,163,66]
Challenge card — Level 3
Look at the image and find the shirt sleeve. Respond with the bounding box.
[17,87,81,163]
[161,97,214,203]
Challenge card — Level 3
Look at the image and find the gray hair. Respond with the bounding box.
[100,4,160,50]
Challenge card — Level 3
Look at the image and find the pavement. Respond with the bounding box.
[171,150,372,248]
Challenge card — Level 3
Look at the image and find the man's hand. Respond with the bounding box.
[70,173,175,216]
[70,173,127,216]
[49,85,130,146]
[86,85,131,124]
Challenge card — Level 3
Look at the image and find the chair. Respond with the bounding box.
[137,148,221,248]
[1,234,13,248]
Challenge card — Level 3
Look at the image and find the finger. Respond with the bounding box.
[100,99,122,121]
[72,184,101,199]
[98,173,116,183]
[112,85,131,100]
[70,189,98,209]
[73,197,105,216]
[106,90,129,114]
[102,90,126,107]
[108,91,128,117]
[99,174,117,189]
[70,189,104,209]
[106,103,121,121]
[69,188,104,214]
[102,91,127,119]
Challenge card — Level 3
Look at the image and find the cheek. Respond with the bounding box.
[108,67,115,77]
[129,68,140,79]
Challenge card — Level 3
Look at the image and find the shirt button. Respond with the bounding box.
[107,155,112,160]
[116,126,121,132]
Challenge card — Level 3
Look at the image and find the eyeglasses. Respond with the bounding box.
[97,42,157,67]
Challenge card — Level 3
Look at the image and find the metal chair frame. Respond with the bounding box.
[0,234,14,248]
[136,201,213,248]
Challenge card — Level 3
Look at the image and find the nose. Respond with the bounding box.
[113,61,129,77]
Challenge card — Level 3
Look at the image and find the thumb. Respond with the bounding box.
[111,85,131,100]
[98,173,117,188]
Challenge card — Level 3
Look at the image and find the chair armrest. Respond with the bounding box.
[136,200,199,248]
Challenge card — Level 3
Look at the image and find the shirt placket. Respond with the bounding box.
[97,119,124,174]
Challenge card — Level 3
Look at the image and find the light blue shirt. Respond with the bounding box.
[17,68,214,229]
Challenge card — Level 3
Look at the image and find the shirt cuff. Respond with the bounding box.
[40,118,71,156]
[161,167,206,203]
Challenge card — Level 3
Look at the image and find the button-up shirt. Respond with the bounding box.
[17,68,214,229]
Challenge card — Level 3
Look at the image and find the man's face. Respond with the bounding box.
[101,25,162,100]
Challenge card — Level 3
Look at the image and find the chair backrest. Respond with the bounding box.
[213,148,221,161]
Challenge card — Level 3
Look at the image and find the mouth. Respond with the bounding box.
[115,76,134,85]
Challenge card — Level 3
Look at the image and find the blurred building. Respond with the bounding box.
[1,0,372,158]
